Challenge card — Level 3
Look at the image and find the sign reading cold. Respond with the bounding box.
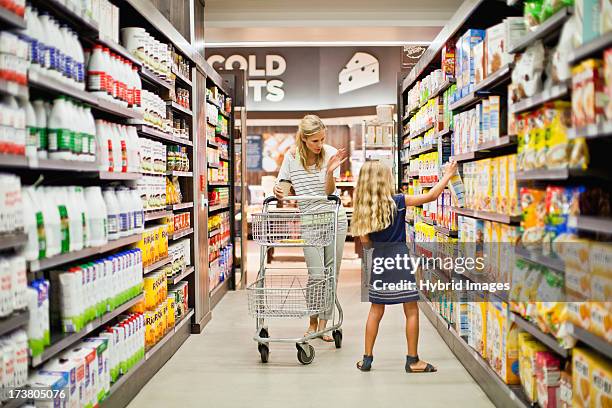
[207,54,287,102]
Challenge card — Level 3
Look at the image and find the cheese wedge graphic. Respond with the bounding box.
[338,52,380,94]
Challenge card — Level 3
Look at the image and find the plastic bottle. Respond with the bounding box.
[48,97,72,160]
[37,12,53,73]
[19,98,37,160]
[126,126,140,173]
[83,106,96,162]
[103,48,114,100]
[32,100,48,159]
[117,124,128,173]
[130,189,144,234]
[59,25,72,84]
[87,45,107,97]
[21,7,40,71]
[102,188,119,241]
[132,65,142,111]
[36,188,60,258]
[116,187,130,237]
[110,123,122,172]
[71,29,85,88]
[84,186,107,246]
[95,120,111,171]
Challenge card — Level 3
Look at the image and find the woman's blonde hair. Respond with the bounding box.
[296,114,326,172]
[350,161,397,237]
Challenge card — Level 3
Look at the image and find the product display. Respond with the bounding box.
[136,225,169,268]
[121,27,171,82]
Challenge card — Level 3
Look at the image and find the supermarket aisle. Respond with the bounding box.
[127,242,493,408]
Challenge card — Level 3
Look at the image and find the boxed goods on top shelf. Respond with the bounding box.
[120,27,172,83]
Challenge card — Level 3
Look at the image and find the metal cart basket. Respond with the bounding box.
[247,195,344,364]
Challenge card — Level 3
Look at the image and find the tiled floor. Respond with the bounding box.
[127,241,493,408]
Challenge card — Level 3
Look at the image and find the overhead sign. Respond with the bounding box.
[205,47,401,111]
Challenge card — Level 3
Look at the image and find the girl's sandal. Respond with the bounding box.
[356,355,373,371]
[405,355,437,373]
[319,334,334,342]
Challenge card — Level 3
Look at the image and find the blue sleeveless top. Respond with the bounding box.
[368,194,406,243]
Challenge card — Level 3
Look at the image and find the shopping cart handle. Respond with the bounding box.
[326,195,341,204]
[266,195,341,203]
[263,196,279,205]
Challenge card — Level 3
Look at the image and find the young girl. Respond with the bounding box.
[274,114,348,341]
[351,160,458,372]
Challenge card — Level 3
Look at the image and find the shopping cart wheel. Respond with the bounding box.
[258,344,270,363]
[296,343,315,365]
[332,330,343,349]
[259,327,269,339]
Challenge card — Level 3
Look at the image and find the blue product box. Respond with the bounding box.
[461,29,486,97]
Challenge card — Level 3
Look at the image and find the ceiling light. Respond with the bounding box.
[206,41,430,48]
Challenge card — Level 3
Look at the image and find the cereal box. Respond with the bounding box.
[535,351,562,408]
[573,348,597,407]
[497,155,509,214]
[490,157,500,212]
[482,99,491,143]
[486,23,506,76]
[545,102,571,169]
[519,332,548,403]
[592,357,612,408]
[468,294,488,358]
[474,40,485,84]
[442,39,456,81]
[487,301,520,384]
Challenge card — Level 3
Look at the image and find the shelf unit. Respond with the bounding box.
[508,7,573,54]
[136,125,193,147]
[0,231,28,251]
[0,7,26,29]
[509,313,570,358]
[143,257,171,275]
[0,311,29,338]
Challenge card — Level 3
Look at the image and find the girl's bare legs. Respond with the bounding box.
[365,303,385,355]
[403,302,435,371]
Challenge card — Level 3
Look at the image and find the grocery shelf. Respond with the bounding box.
[172,69,192,87]
[515,245,565,272]
[568,32,612,64]
[2,396,27,408]
[32,159,98,172]
[567,121,612,140]
[208,163,220,169]
[0,7,26,29]
[143,257,171,275]
[31,294,144,367]
[209,182,229,187]
[429,78,456,101]
[474,64,513,92]
[206,98,222,109]
[568,215,612,235]
[410,143,438,157]
[144,209,172,222]
[170,227,193,241]
[0,231,28,251]
[409,170,419,178]
[509,82,570,114]
[209,229,220,237]
[219,155,230,161]
[170,266,195,285]
[434,225,458,238]
[30,0,99,34]
[409,123,434,139]
[515,167,607,181]
[167,101,193,117]
[145,308,194,360]
[449,91,483,112]
[95,98,143,120]
[420,299,531,408]
[509,7,573,54]
[569,324,612,360]
[28,70,98,105]
[416,215,434,226]
[99,171,141,181]
[436,128,453,138]
[207,140,220,149]
[219,110,230,120]
[451,207,521,224]
[0,310,29,337]
[0,154,28,168]
[207,120,218,127]
[168,202,193,211]
[0,78,28,98]
[209,204,230,213]
[509,313,570,358]
[140,66,173,91]
[166,170,193,177]
[452,135,517,162]
[103,358,145,407]
[136,125,193,147]
[96,34,142,67]
[215,132,230,141]
[29,233,142,273]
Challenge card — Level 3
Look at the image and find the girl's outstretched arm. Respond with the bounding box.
[404,160,458,207]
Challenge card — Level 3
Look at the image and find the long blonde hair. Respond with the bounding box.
[296,114,326,172]
[350,161,397,236]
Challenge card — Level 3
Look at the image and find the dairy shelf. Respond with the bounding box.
[451,207,521,224]
[170,227,193,241]
[515,245,565,272]
[96,34,142,67]
[99,171,141,180]
[168,202,193,211]
[567,121,612,140]
[28,70,98,105]
[509,313,570,358]
[0,7,26,29]
[568,215,612,235]
[136,125,193,147]
[31,294,144,367]
[569,324,612,360]
[144,209,173,222]
[30,0,99,34]
[172,69,192,87]
[509,81,570,114]
[143,257,171,275]
[510,7,573,53]
[420,299,530,408]
[95,98,143,120]
[167,101,193,117]
[29,233,142,272]
[145,309,194,360]
[0,310,29,337]
[0,231,28,251]
[140,66,173,91]
[0,78,28,99]
[170,266,195,285]
[568,32,612,64]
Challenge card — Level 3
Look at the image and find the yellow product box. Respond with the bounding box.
[573,348,597,407]
[160,224,169,258]
[490,157,499,212]
[566,291,591,332]
[143,273,158,311]
[167,296,176,328]
[480,159,492,211]
[544,101,571,170]
[468,295,488,358]
[589,301,611,343]
[497,155,509,214]
[519,332,548,403]
[566,264,592,300]
[144,310,156,349]
[487,302,520,384]
[592,357,612,408]
[507,154,519,216]
[154,306,163,341]
[590,242,612,277]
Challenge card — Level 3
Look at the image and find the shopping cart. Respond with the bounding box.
[247,195,344,365]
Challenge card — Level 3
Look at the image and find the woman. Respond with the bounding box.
[274,115,348,341]
[351,160,457,372]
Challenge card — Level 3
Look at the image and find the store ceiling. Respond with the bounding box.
[203,0,462,46]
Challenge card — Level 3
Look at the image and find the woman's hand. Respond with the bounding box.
[326,148,348,175]
[443,160,458,180]
[273,184,284,199]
